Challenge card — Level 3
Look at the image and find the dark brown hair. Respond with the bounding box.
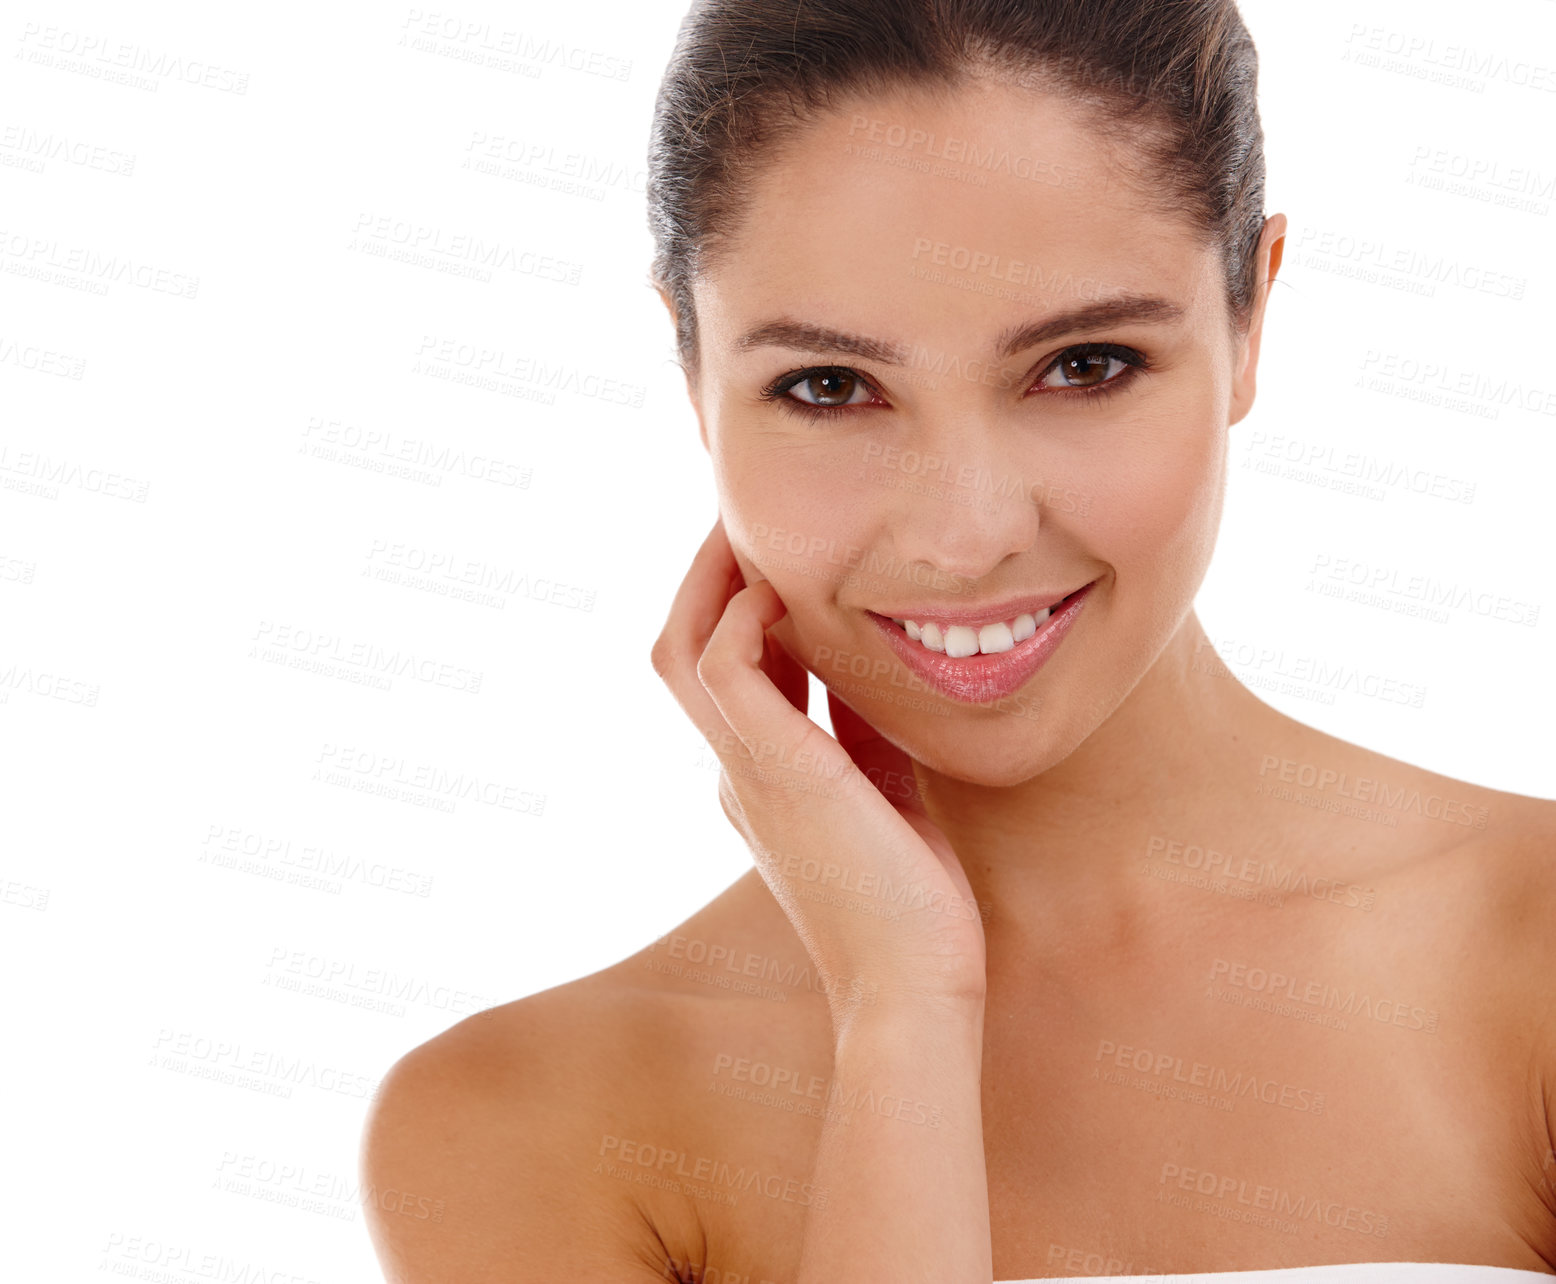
[646,0,1268,382]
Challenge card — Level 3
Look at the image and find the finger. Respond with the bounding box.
[826,688,927,818]
[697,579,855,791]
[731,560,808,715]
[651,517,746,750]
[658,516,741,651]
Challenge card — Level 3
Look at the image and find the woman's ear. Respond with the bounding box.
[1228,211,1287,428]
[656,283,710,454]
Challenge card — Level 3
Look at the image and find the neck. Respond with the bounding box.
[911,611,1300,947]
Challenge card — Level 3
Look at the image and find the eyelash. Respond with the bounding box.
[757,342,1151,424]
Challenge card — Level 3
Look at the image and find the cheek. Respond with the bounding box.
[1070,398,1226,591]
[714,437,876,587]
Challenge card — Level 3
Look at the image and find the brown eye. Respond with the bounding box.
[787,368,873,407]
[1032,344,1140,394]
[1051,352,1116,387]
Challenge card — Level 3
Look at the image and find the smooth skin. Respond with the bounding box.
[360,76,1556,1282]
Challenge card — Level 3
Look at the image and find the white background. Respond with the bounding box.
[2,0,1552,1279]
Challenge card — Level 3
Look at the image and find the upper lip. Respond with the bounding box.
[868,582,1093,627]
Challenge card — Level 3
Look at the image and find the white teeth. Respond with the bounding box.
[978,621,1015,654]
[897,604,1056,656]
[945,624,980,658]
[1013,608,1048,641]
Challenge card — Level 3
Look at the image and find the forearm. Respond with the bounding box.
[795,999,991,1284]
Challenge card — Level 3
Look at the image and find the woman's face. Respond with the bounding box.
[676,77,1281,787]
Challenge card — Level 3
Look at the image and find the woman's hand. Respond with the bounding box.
[651,516,988,1020]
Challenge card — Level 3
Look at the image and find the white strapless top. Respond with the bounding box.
[998,1263,1553,1282]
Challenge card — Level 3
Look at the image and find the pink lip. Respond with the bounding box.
[865,580,1096,705]
[868,589,1078,629]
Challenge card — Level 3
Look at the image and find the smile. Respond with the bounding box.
[864,581,1097,704]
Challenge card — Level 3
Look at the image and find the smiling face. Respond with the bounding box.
[673,75,1281,787]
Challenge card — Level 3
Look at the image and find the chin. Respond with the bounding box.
[921,720,1073,787]
[825,672,1077,788]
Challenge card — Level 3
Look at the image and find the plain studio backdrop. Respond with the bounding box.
[2,0,1552,1277]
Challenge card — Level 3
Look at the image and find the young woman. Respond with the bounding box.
[360,2,1556,1280]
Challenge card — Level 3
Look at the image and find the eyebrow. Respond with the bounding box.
[734,294,1186,364]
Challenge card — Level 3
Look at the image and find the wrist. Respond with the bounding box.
[830,987,986,1045]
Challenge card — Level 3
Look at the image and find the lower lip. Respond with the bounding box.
[865,582,1096,705]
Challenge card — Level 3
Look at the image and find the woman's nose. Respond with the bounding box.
[866,426,1043,590]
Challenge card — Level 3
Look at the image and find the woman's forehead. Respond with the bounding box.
[694,83,1216,343]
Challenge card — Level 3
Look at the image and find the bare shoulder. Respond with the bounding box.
[1277,717,1556,1044]
[1263,719,1556,1240]
[1460,784,1556,1048]
[1348,732,1556,964]
[1365,744,1556,1206]
[358,971,714,1284]
[1465,787,1556,1238]
[357,870,826,1284]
